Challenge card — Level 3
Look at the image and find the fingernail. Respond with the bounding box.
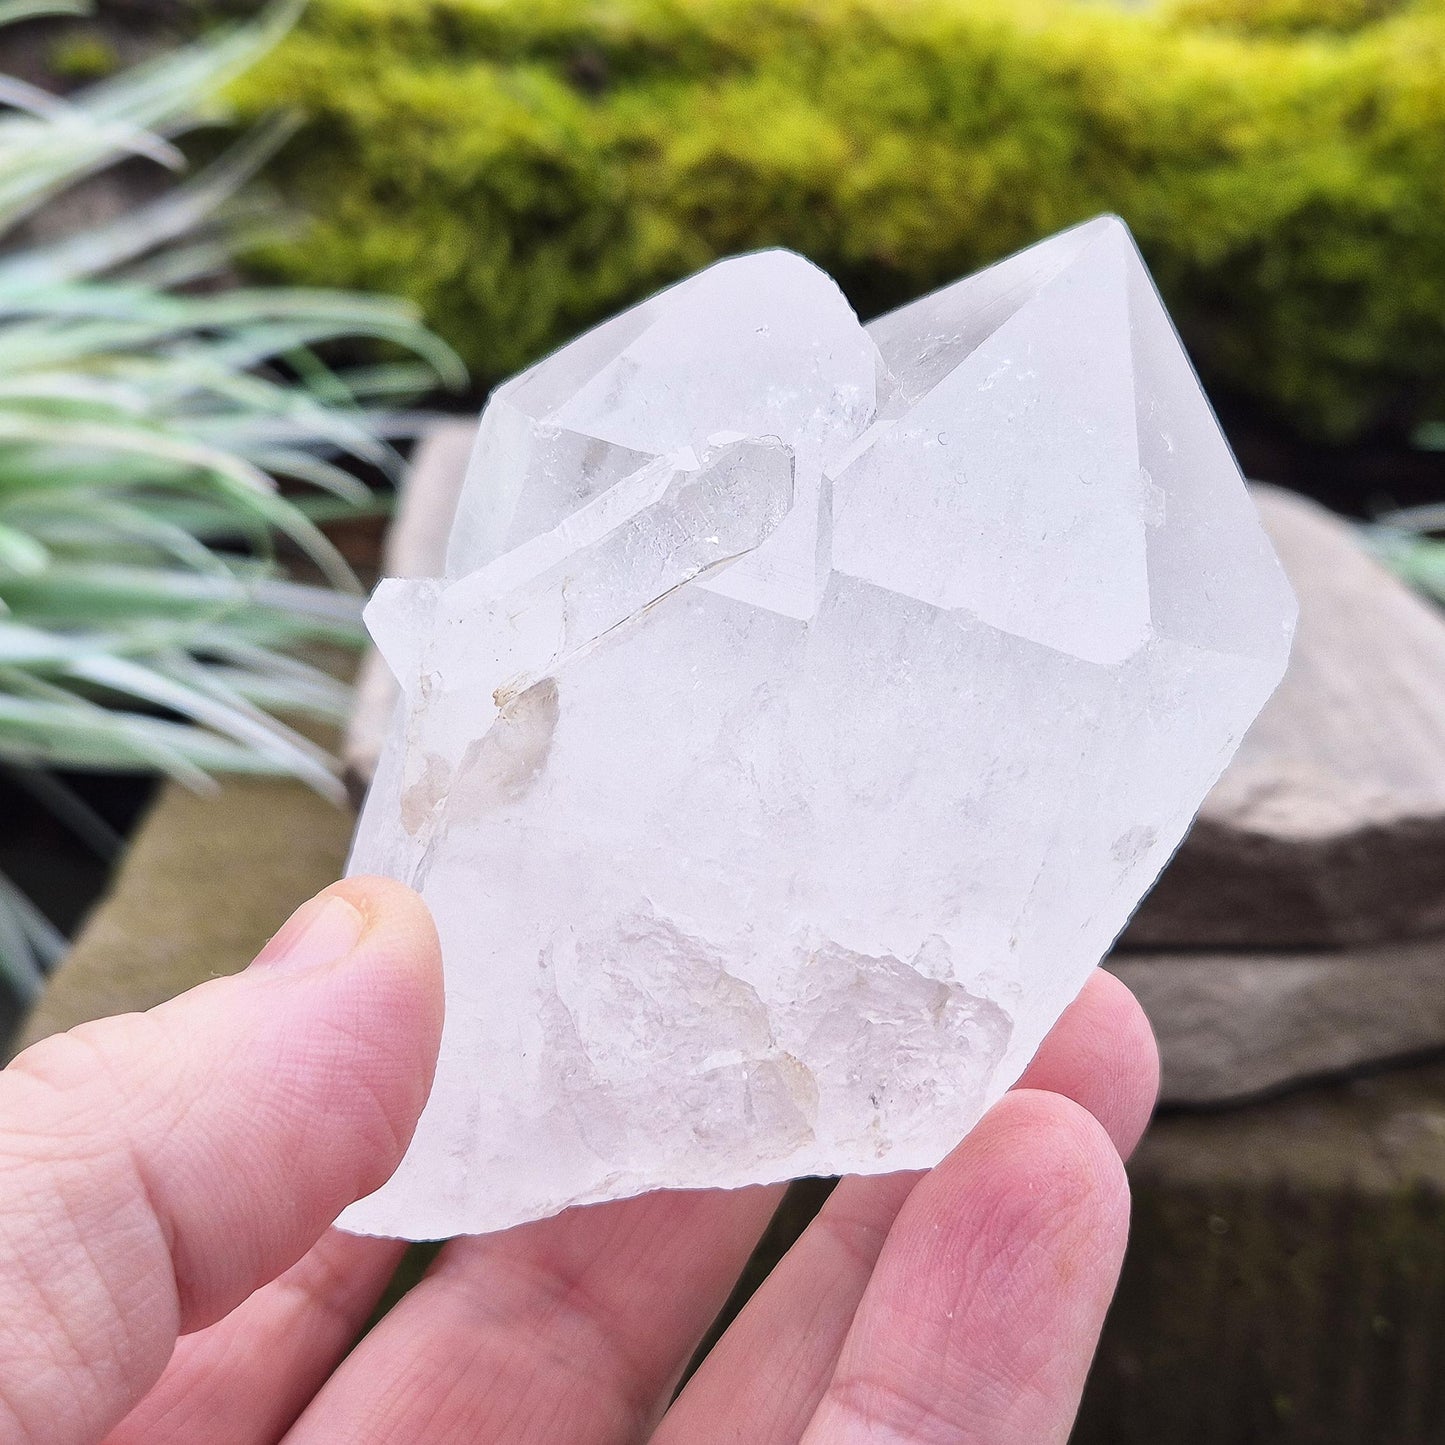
[254,893,366,975]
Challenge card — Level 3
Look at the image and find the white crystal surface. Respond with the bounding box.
[342,218,1296,1240]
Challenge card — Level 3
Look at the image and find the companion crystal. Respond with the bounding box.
[341,217,1295,1240]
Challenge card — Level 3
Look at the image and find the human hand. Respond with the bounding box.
[0,877,1158,1445]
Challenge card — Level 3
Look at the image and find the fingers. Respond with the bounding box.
[283,1184,783,1445]
[799,1090,1129,1445]
[104,1231,406,1445]
[653,1171,919,1445]
[1014,967,1159,1158]
[0,877,443,1445]
[659,968,1156,1443]
[300,972,1152,1445]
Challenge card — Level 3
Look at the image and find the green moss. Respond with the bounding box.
[1078,1168,1445,1441]
[1165,0,1421,36]
[233,0,1445,440]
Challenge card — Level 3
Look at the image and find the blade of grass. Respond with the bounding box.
[0,871,56,1003]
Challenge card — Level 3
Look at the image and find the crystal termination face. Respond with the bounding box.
[342,217,1296,1240]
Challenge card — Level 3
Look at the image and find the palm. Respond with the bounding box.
[113,986,1154,1445]
[0,881,1156,1445]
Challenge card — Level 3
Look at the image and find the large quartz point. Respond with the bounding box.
[342,217,1296,1240]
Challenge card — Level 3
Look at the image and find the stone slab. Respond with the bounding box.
[1124,484,1445,949]
[1075,1060,1445,1444]
[14,772,352,1052]
[1110,936,1445,1106]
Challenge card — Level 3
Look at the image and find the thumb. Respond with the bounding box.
[0,876,442,1445]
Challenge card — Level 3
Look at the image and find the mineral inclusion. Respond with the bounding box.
[341,216,1295,1240]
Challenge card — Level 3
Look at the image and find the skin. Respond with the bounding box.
[0,875,1159,1445]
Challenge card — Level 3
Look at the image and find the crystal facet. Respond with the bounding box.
[342,217,1296,1240]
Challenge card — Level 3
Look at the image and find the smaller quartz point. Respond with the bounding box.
[342,217,1296,1240]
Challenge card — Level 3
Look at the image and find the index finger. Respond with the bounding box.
[799,1089,1130,1445]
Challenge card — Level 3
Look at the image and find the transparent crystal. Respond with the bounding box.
[341,218,1295,1240]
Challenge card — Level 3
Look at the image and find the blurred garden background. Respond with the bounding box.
[2,1,1445,1441]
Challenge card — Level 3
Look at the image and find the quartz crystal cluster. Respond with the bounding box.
[342,216,1295,1240]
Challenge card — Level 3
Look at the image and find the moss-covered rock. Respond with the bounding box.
[1077,1063,1445,1443]
[231,0,1445,441]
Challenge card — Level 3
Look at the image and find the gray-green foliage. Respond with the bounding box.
[1364,501,1445,607]
[0,0,461,999]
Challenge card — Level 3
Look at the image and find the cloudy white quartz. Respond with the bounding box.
[341,217,1296,1240]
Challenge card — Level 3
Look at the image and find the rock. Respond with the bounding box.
[1104,488,1445,1103]
[1109,937,1445,1106]
[1075,1059,1445,1444]
[13,772,351,1053]
[1124,485,1445,949]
